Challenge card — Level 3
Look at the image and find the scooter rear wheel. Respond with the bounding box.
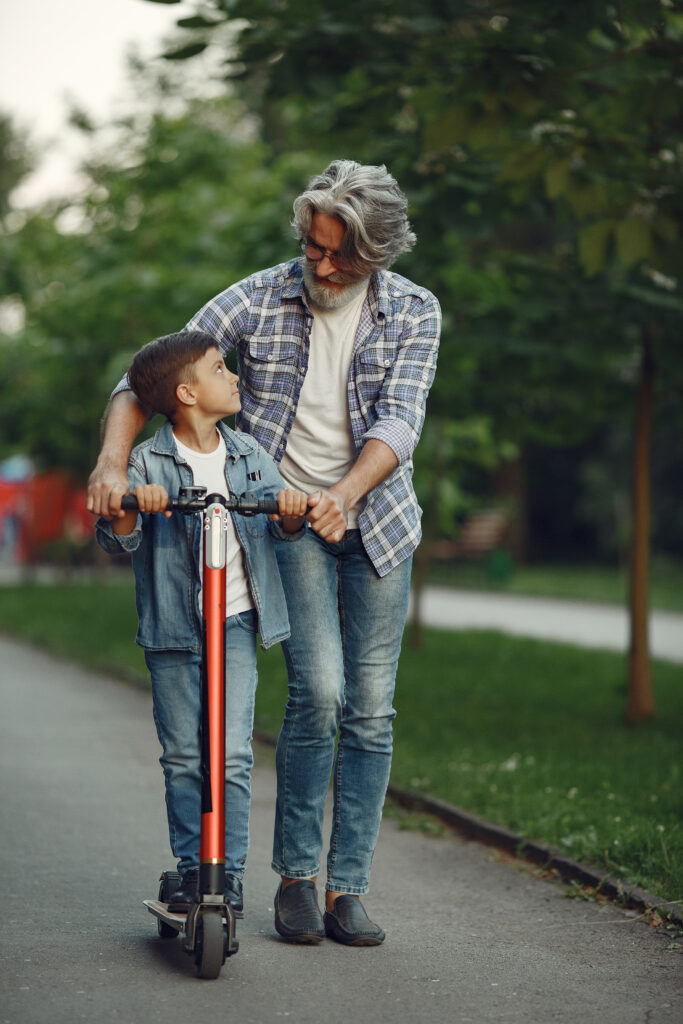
[195,912,225,979]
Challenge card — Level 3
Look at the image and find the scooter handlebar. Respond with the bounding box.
[120,490,280,517]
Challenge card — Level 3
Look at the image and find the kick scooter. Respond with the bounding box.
[121,485,280,979]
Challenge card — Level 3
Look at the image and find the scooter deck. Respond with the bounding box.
[144,899,187,932]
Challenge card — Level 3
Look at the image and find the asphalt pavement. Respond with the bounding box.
[1,636,681,1024]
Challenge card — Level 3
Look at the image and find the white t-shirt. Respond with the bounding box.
[173,431,254,617]
[279,285,368,528]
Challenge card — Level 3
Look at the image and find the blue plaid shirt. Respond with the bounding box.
[115,259,440,576]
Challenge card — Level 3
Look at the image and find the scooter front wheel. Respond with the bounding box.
[195,912,225,979]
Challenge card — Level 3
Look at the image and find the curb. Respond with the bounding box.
[386,785,682,928]
[254,729,681,929]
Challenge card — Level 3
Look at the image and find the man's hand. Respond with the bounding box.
[86,390,148,519]
[86,458,130,520]
[306,489,348,543]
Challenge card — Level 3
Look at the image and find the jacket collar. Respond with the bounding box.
[151,418,254,462]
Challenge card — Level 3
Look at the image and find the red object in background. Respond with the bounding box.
[0,471,94,564]
[65,488,95,542]
[16,470,70,563]
[0,479,22,518]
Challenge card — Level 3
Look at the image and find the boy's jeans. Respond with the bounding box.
[272,528,412,894]
[144,609,258,877]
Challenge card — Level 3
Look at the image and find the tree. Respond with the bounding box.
[0,91,320,478]
[148,0,683,720]
[0,112,34,218]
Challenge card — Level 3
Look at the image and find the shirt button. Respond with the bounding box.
[384,359,391,367]
[267,354,274,361]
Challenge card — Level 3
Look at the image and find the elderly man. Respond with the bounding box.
[87,160,440,946]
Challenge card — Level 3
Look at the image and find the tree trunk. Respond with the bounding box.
[492,451,527,564]
[625,326,655,725]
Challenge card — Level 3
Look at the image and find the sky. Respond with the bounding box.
[0,0,198,206]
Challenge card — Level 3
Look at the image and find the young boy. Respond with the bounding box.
[96,330,308,916]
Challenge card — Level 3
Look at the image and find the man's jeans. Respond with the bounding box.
[272,528,412,894]
[144,609,259,877]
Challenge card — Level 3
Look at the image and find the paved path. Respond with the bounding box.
[411,587,683,664]
[1,636,681,1024]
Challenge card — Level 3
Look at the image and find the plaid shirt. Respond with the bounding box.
[116,259,440,576]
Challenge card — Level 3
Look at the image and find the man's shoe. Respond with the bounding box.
[274,880,325,944]
[225,873,244,919]
[323,895,385,946]
[167,868,198,912]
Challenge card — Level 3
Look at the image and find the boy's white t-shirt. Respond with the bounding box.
[173,430,254,617]
[278,285,368,529]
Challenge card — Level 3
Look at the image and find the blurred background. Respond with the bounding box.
[0,0,681,902]
[0,1,681,646]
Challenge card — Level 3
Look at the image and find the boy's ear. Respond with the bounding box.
[176,381,196,407]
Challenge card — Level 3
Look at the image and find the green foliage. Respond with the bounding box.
[0,94,320,476]
[147,0,683,454]
[3,0,682,546]
[0,112,34,218]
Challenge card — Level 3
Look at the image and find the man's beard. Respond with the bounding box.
[302,261,369,310]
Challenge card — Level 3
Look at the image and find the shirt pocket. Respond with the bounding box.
[246,335,300,365]
[355,344,394,408]
[241,335,301,399]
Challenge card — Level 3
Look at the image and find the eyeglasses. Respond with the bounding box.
[300,238,350,270]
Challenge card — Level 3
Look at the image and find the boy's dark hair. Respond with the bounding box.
[128,331,219,422]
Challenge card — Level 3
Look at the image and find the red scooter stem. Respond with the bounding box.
[120,487,282,898]
[198,501,228,894]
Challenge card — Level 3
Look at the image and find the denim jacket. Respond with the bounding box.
[96,419,293,653]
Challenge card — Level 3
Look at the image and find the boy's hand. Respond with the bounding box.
[270,489,309,533]
[133,484,172,517]
[111,483,170,536]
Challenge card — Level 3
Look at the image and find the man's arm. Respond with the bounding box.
[86,391,148,518]
[308,289,440,544]
[306,439,398,542]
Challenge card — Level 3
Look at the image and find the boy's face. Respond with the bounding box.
[184,347,241,418]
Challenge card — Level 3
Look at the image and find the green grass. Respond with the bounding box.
[1,578,681,905]
[427,556,683,612]
[0,579,148,683]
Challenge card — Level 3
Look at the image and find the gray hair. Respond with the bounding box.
[292,160,416,273]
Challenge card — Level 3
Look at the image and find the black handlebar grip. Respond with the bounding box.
[119,494,282,516]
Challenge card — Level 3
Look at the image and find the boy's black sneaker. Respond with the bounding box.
[167,868,198,912]
[225,873,244,918]
[167,867,244,917]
